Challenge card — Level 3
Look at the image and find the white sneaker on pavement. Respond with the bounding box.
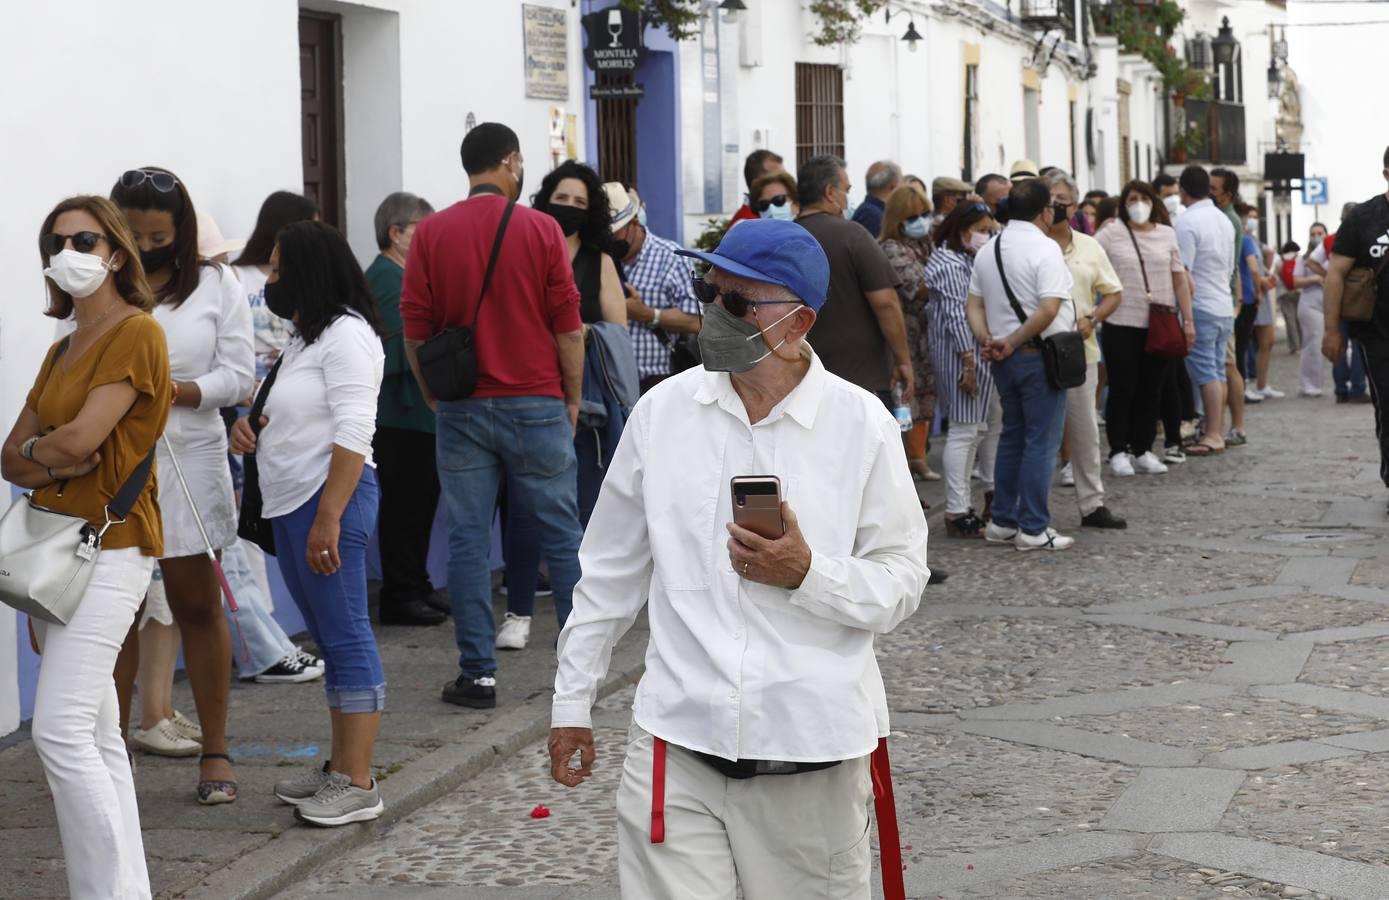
[1301,388,1324,397]
[1015,528,1075,552]
[1059,462,1075,486]
[1132,451,1169,475]
[1244,387,1264,403]
[495,612,531,650]
[1108,453,1135,477]
[132,718,202,758]
[1163,445,1186,465]
[1259,385,1286,399]
[985,521,1019,544]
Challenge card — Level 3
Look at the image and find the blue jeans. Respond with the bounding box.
[221,539,297,677]
[991,352,1066,536]
[437,396,582,678]
[270,469,385,713]
[1335,321,1367,397]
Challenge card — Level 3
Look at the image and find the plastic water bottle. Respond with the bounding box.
[892,384,912,432]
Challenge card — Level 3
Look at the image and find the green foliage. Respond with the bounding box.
[1093,0,1211,99]
[621,0,889,46]
[690,216,731,275]
[620,0,702,41]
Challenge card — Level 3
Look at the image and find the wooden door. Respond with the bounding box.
[299,12,345,232]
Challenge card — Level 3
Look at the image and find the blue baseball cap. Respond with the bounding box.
[676,219,830,311]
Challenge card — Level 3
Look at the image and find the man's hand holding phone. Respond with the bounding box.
[727,501,812,590]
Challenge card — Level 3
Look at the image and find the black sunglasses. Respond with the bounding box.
[692,277,801,319]
[753,195,790,214]
[41,231,108,256]
[119,168,179,192]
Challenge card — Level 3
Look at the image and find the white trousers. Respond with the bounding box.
[1298,297,1326,394]
[616,725,873,900]
[944,420,987,515]
[32,547,153,900]
[973,392,1003,487]
[1065,362,1106,516]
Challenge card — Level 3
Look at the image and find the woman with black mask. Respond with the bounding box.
[491,162,630,651]
[110,166,254,805]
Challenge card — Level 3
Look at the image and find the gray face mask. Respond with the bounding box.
[697,301,802,373]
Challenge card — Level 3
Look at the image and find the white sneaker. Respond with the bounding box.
[170,710,203,744]
[132,718,202,758]
[495,612,531,650]
[1108,453,1135,477]
[1015,528,1075,552]
[1244,387,1264,403]
[1131,451,1169,475]
[985,521,1019,544]
[1059,462,1075,486]
[1301,388,1324,397]
[1260,385,1286,399]
[1162,445,1186,465]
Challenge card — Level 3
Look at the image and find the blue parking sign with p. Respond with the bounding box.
[1303,177,1328,206]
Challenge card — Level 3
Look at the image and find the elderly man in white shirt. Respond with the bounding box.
[966,179,1077,551]
[548,218,930,900]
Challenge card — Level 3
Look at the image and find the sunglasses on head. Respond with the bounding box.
[119,168,179,192]
[754,195,790,214]
[692,276,802,319]
[41,231,108,256]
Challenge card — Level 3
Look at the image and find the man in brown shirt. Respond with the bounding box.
[794,155,913,402]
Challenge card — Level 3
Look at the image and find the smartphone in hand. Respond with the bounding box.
[730,476,785,540]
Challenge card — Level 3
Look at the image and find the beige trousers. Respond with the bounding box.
[1065,362,1106,517]
[615,724,873,900]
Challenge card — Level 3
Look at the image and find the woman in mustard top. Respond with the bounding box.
[1,195,170,900]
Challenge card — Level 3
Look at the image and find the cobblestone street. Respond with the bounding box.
[272,354,1389,900]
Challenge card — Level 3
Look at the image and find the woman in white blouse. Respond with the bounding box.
[231,221,387,827]
[111,167,254,804]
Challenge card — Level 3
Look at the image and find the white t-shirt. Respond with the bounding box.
[258,313,384,519]
[968,220,1076,340]
[230,264,293,371]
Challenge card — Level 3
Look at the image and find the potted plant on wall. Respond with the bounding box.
[1168,127,1206,164]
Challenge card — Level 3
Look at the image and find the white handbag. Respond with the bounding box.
[0,335,156,625]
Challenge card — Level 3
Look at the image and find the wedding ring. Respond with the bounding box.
[320,550,330,556]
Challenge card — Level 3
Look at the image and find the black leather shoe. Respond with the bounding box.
[1081,506,1128,529]
[441,674,497,709]
[422,589,452,615]
[379,598,447,626]
[927,569,949,585]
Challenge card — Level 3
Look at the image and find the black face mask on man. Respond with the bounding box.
[263,279,296,320]
[1051,204,1071,227]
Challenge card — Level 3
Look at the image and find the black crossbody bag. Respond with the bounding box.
[237,356,283,555]
[994,236,1087,390]
[416,200,516,401]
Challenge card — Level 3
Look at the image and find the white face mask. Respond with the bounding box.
[44,248,116,299]
[1163,195,1182,216]
[1127,202,1152,226]
[1244,219,1259,235]
[965,231,991,253]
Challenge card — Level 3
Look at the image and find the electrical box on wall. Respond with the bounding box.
[738,3,762,67]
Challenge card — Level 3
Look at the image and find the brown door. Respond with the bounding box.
[299,12,345,232]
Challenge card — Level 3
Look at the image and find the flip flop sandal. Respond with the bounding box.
[1184,440,1224,457]
[197,753,238,805]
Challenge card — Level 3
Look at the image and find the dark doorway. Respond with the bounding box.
[595,69,638,188]
[299,11,345,232]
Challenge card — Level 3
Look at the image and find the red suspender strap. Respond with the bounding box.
[650,737,667,844]
[872,737,906,900]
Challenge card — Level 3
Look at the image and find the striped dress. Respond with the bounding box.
[924,247,994,424]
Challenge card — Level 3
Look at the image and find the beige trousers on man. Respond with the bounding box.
[1065,362,1106,517]
[615,724,873,900]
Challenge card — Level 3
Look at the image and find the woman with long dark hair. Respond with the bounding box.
[1095,179,1195,468]
[233,191,320,375]
[231,221,387,826]
[110,166,254,804]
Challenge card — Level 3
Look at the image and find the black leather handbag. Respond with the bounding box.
[995,237,1087,390]
[416,200,515,401]
[237,356,282,555]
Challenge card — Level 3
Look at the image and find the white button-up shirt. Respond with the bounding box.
[552,349,930,762]
[1175,198,1236,319]
[969,220,1076,340]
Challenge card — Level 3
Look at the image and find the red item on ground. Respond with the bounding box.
[650,737,667,843]
[872,738,906,900]
[530,804,551,819]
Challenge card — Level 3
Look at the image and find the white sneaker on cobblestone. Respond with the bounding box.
[1163,445,1186,465]
[132,719,201,758]
[1015,528,1075,552]
[495,612,531,650]
[1059,462,1075,486]
[1259,384,1286,399]
[985,521,1019,544]
[294,772,384,827]
[1108,453,1135,477]
[1131,452,1169,475]
[170,710,202,744]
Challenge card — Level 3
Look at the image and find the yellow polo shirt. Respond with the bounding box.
[1062,231,1123,365]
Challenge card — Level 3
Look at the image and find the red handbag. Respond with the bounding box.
[1127,224,1188,360]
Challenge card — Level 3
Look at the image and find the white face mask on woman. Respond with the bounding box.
[965,231,991,253]
[1127,202,1152,225]
[44,249,116,299]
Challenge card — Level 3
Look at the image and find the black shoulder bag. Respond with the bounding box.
[236,356,283,555]
[416,200,516,401]
[994,236,1087,390]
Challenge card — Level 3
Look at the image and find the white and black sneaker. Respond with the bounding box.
[294,648,324,671]
[253,651,325,684]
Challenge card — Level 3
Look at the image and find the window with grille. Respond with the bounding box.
[964,64,980,182]
[795,63,845,167]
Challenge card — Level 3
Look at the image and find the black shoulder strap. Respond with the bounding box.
[470,200,517,329]
[994,235,1030,328]
[248,355,284,436]
[107,448,155,520]
[1124,224,1152,299]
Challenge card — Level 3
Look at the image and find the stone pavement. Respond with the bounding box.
[274,353,1389,900]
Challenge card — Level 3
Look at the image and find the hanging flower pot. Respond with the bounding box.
[1171,92,1186,108]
